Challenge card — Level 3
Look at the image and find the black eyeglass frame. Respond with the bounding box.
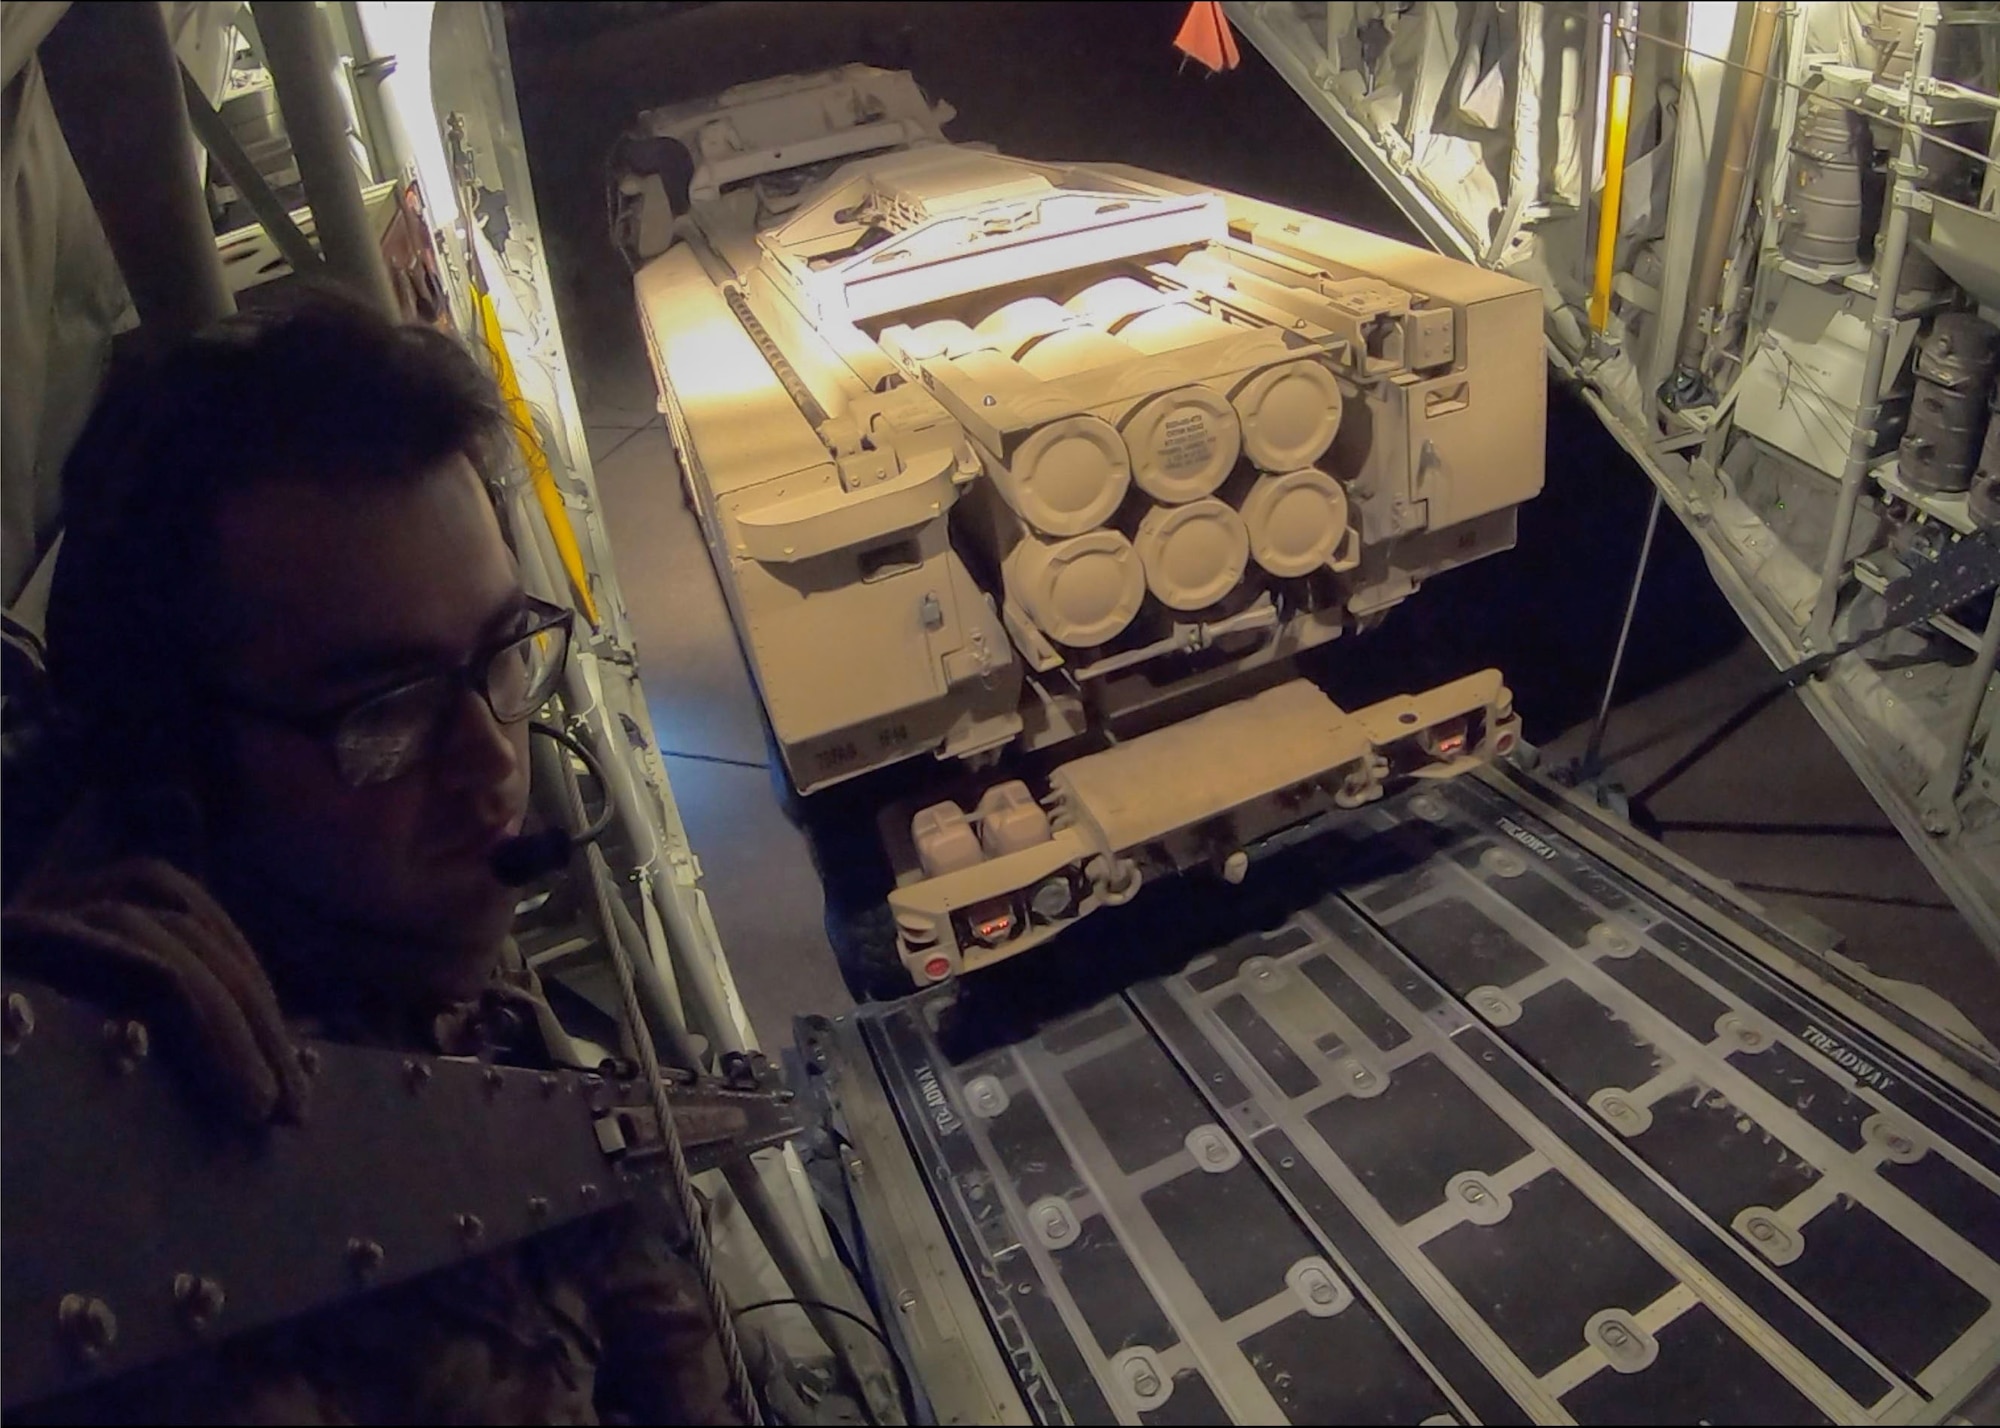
[216,595,575,787]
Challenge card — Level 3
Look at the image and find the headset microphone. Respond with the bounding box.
[490,722,615,887]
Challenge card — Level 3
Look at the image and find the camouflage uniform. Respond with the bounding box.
[5,806,741,1427]
[178,976,736,1426]
[161,1186,736,1426]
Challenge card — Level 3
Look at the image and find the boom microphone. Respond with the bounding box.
[490,722,615,887]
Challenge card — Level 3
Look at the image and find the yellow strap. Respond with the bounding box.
[474,287,601,628]
[1589,71,1634,335]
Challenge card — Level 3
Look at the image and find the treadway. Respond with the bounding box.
[818,767,2000,1425]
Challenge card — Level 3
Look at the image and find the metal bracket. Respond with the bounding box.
[1,978,797,1414]
[1879,530,2000,629]
[1890,176,1936,212]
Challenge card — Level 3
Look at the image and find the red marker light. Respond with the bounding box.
[923,954,952,981]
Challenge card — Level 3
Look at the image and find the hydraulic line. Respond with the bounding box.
[1667,1,1782,391]
[251,0,398,316]
[1811,3,1937,646]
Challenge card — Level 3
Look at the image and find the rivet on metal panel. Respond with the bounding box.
[1588,1088,1654,1137]
[1113,1347,1171,1408]
[1479,845,1527,878]
[579,1183,602,1206]
[1338,1060,1385,1096]
[964,1075,1009,1119]
[346,1237,385,1279]
[3,990,36,1054]
[1028,1195,1080,1249]
[539,1072,561,1098]
[1239,955,1282,986]
[58,1294,117,1361]
[456,1213,485,1245]
[1185,1124,1242,1173]
[528,1196,551,1220]
[402,1057,432,1092]
[172,1273,226,1330]
[1447,1172,1512,1225]
[1587,923,1637,957]
[1409,793,1448,822]
[1287,1258,1352,1317]
[897,1292,917,1314]
[1585,1309,1659,1374]
[1715,1013,1772,1054]
[1863,1114,1927,1164]
[1733,1207,1803,1265]
[1468,985,1520,1026]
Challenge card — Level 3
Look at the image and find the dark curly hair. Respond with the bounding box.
[45,292,511,815]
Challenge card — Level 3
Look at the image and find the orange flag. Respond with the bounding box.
[1174,1,1241,72]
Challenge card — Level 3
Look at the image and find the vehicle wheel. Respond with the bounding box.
[806,791,912,1003]
[759,713,920,1002]
[824,894,912,1003]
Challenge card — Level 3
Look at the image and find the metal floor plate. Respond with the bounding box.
[854,777,2000,1425]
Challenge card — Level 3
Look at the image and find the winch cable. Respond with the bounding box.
[596,862,768,1425]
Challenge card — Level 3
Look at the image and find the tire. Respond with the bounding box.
[801,784,915,1002]
[823,893,912,1003]
[760,716,916,1002]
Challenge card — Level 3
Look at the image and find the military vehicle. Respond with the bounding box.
[614,66,1543,994]
[8,7,2000,1426]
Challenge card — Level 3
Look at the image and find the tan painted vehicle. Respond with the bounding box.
[13,16,2000,1423]
[615,66,1545,995]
